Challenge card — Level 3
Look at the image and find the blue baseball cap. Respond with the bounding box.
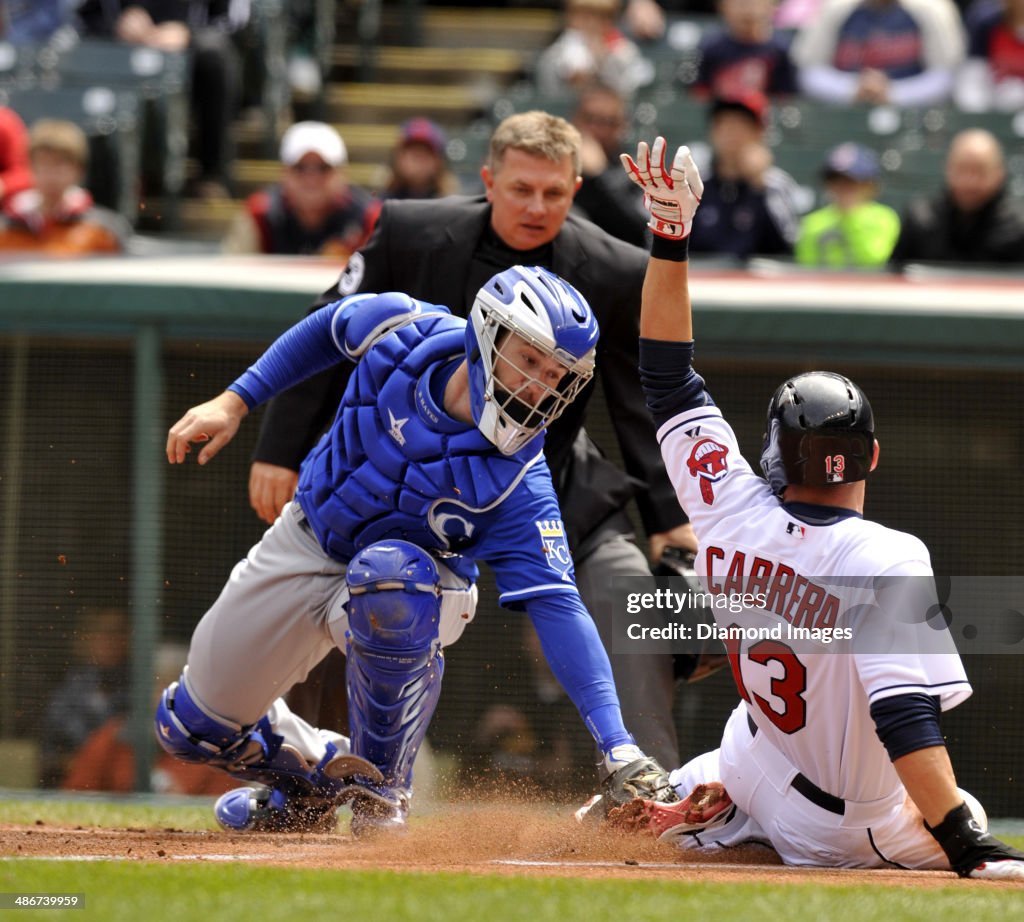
[823,143,880,182]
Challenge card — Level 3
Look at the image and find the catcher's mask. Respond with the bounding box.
[465,265,598,455]
[760,371,874,494]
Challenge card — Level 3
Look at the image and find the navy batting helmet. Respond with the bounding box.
[760,371,875,494]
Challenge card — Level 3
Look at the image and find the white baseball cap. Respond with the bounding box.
[279,121,347,167]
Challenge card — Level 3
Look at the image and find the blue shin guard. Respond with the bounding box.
[343,541,444,830]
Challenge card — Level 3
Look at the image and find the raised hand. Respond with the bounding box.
[620,137,704,240]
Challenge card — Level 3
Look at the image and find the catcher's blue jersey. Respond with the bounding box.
[232,292,579,608]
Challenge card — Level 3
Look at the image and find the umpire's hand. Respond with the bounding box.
[249,462,299,524]
[167,390,248,465]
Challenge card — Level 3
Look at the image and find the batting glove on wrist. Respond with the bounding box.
[927,801,1024,880]
[620,137,704,240]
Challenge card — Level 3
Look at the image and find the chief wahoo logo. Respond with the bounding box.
[686,438,730,505]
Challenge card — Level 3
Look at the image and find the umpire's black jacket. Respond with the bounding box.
[252,195,687,558]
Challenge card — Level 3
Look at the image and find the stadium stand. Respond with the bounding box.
[0,4,1021,247]
[0,84,140,221]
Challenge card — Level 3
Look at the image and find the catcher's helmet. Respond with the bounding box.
[760,371,874,494]
[466,265,598,455]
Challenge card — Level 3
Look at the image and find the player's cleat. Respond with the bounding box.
[214,785,338,833]
[341,782,410,838]
[608,782,735,844]
[213,752,385,833]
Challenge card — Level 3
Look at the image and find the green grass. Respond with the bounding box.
[2,798,1022,922]
[2,863,1023,922]
[0,796,217,831]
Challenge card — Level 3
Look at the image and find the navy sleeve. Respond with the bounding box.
[870,693,946,761]
[229,304,343,409]
[525,593,634,753]
[638,337,715,429]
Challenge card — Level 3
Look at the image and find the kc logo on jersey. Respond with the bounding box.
[536,519,572,579]
[686,438,730,505]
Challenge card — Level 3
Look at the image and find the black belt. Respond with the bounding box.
[747,712,846,816]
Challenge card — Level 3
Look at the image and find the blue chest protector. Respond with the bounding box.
[294,303,541,578]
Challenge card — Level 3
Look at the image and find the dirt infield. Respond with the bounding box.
[3,801,1016,890]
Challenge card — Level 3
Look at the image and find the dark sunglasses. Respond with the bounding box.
[289,162,334,175]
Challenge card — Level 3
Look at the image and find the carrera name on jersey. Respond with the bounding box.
[704,546,843,634]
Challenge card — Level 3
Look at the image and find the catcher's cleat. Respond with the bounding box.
[214,785,338,833]
[603,755,679,807]
[609,782,735,844]
[341,782,410,838]
[213,753,384,833]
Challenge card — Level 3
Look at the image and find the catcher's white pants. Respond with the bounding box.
[668,703,951,869]
[184,501,476,765]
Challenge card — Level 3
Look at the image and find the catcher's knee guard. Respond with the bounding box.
[344,541,444,793]
[154,671,378,802]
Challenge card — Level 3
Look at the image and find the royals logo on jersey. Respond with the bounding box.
[686,437,730,505]
[536,519,572,580]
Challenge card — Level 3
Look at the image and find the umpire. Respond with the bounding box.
[248,111,694,770]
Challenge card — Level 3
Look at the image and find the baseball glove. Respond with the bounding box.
[574,753,679,823]
[603,755,679,806]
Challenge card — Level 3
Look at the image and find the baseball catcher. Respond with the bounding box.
[157,265,677,835]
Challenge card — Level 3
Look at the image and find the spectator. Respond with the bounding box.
[62,643,236,795]
[571,83,649,246]
[222,121,377,259]
[0,106,32,208]
[694,0,798,98]
[535,0,654,98]
[39,607,131,786]
[790,0,966,107]
[795,142,900,267]
[75,0,248,199]
[624,0,668,39]
[891,129,1024,266]
[373,118,461,201]
[774,0,826,27]
[0,119,130,256]
[3,0,76,44]
[688,91,803,259]
[955,0,1024,112]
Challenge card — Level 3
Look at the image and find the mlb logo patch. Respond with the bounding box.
[786,522,806,539]
[536,519,572,578]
